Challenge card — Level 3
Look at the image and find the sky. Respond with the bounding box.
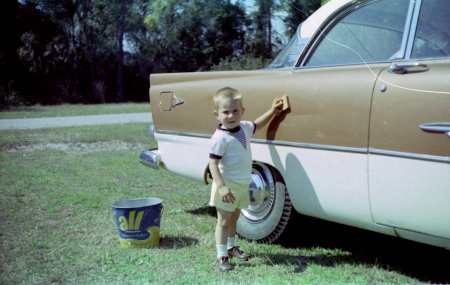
[240,0,290,43]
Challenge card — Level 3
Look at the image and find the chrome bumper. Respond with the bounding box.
[139,148,161,169]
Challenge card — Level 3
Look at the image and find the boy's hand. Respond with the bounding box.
[218,186,235,204]
[255,95,289,131]
[271,97,286,115]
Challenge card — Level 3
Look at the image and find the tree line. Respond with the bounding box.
[1,0,324,108]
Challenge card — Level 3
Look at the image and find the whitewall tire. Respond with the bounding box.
[237,162,293,243]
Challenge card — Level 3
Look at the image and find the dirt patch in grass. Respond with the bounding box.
[5,141,147,154]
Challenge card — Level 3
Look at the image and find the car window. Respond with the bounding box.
[411,0,450,59]
[269,27,306,69]
[305,0,411,67]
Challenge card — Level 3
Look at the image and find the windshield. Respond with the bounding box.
[268,25,307,69]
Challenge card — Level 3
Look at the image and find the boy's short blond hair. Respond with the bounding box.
[213,87,243,112]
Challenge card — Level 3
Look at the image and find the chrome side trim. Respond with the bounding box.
[155,130,367,153]
[251,138,366,154]
[398,0,417,60]
[157,130,210,139]
[156,130,449,163]
[405,0,422,59]
[369,148,449,163]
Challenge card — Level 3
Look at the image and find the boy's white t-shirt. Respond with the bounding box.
[209,121,256,185]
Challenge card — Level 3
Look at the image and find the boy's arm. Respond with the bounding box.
[254,97,284,131]
[209,158,225,188]
[209,158,235,203]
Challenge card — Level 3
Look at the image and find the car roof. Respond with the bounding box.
[299,0,354,39]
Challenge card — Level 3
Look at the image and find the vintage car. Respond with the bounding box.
[141,0,450,249]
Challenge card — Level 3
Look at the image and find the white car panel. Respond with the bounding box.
[369,154,450,241]
[155,131,396,237]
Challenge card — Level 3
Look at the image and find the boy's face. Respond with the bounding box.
[215,98,245,129]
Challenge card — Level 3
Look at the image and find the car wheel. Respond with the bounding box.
[237,162,293,243]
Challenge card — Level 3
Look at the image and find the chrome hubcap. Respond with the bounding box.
[242,163,275,221]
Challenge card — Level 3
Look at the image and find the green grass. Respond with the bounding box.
[0,103,150,119]
[1,123,449,285]
[0,123,152,148]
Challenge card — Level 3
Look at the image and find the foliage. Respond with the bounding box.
[210,56,272,71]
[283,0,322,38]
[2,0,325,107]
[248,0,279,59]
[6,0,151,106]
[144,0,247,72]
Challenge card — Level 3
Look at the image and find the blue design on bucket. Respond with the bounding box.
[112,198,163,247]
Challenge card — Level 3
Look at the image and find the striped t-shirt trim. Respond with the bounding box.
[209,153,223,159]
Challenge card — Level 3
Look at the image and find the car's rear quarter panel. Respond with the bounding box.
[149,70,291,180]
[150,70,290,136]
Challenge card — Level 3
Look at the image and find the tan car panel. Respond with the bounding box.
[283,64,385,149]
[150,65,385,151]
[370,59,450,157]
[150,70,290,138]
[150,60,449,158]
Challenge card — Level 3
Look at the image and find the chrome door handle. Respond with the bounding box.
[419,122,450,138]
[389,62,429,74]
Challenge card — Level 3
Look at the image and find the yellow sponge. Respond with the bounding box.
[281,95,290,111]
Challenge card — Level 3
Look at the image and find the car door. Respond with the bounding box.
[369,0,450,242]
[281,0,414,229]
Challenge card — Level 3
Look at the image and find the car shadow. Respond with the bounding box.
[271,214,450,283]
[159,235,199,249]
[261,109,449,282]
[187,206,449,282]
[261,252,353,273]
[186,205,217,218]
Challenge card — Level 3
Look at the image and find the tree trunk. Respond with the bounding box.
[116,0,126,102]
[267,4,272,58]
[1,0,19,107]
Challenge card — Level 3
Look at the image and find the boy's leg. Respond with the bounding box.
[227,208,250,261]
[227,182,247,239]
[215,208,232,247]
[227,209,241,241]
[226,209,239,253]
[215,208,234,271]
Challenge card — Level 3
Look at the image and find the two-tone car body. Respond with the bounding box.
[141,0,450,249]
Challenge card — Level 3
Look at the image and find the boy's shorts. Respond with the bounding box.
[209,179,251,212]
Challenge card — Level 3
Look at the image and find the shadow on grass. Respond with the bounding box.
[159,235,199,249]
[271,214,450,283]
[261,252,354,273]
[186,205,217,218]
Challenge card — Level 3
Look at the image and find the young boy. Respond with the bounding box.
[209,87,284,271]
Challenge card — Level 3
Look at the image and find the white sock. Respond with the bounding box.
[216,244,228,258]
[227,236,236,250]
